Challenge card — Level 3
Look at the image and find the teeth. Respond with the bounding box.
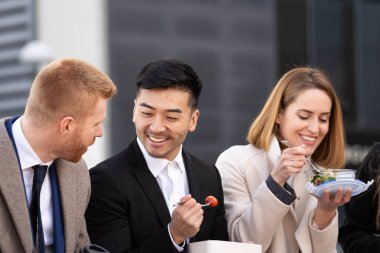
[301,136,316,142]
[149,135,167,143]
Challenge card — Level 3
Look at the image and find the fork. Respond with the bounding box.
[172,202,211,207]
[280,140,321,175]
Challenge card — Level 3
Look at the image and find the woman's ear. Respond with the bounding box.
[275,111,282,124]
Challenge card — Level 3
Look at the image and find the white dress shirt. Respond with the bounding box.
[137,138,189,251]
[12,117,54,248]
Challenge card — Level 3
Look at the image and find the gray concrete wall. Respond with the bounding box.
[108,0,278,162]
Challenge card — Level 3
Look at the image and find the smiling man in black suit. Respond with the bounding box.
[85,59,229,253]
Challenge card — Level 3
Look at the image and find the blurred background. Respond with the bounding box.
[0,0,379,169]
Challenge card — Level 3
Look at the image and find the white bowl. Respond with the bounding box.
[310,169,356,186]
[324,169,356,181]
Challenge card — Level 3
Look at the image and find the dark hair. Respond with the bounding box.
[136,59,202,108]
[357,143,380,229]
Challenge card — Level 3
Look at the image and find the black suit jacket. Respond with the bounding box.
[85,139,229,253]
[338,142,380,253]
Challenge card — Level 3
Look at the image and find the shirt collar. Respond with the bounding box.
[136,137,185,177]
[267,136,282,168]
[12,116,53,170]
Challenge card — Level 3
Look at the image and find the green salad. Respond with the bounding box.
[310,174,336,186]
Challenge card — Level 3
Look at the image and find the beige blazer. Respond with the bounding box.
[0,117,90,253]
[216,138,338,253]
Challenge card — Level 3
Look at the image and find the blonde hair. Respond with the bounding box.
[247,67,345,168]
[25,58,117,127]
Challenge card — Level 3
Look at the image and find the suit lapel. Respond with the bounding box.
[56,160,76,253]
[293,169,308,201]
[183,151,201,203]
[182,151,204,243]
[0,119,33,252]
[290,169,309,222]
[128,140,171,226]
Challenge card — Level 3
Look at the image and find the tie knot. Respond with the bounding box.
[32,165,48,184]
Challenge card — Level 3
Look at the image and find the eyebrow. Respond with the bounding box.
[297,109,331,115]
[139,102,183,113]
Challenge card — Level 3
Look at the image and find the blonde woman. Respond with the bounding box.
[216,67,352,253]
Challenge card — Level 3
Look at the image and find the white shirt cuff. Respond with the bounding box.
[167,224,186,252]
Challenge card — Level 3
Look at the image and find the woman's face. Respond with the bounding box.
[276,88,332,156]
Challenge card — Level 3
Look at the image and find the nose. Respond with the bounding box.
[308,118,319,134]
[149,116,166,133]
[96,124,103,137]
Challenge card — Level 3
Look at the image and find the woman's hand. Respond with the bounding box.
[271,145,307,186]
[313,188,352,229]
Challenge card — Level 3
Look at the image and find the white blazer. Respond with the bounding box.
[216,137,338,253]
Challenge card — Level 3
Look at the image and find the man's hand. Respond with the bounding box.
[169,194,204,245]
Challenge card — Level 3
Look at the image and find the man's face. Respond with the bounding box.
[133,88,199,161]
[62,97,107,162]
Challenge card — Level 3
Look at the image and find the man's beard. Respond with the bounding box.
[61,135,94,163]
